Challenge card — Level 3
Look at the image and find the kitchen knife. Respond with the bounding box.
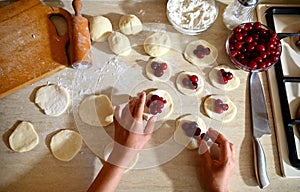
[250,72,271,189]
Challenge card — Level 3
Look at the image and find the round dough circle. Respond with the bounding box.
[9,121,39,152]
[145,58,172,82]
[89,15,112,42]
[119,14,143,35]
[174,114,207,150]
[104,142,139,173]
[35,84,70,116]
[184,40,218,66]
[144,32,171,57]
[50,129,82,161]
[176,71,204,96]
[209,64,240,91]
[144,89,174,121]
[79,94,114,127]
[203,95,237,123]
[108,31,132,56]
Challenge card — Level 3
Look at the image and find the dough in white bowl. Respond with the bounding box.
[176,71,204,96]
[89,15,112,42]
[119,14,143,35]
[35,84,70,116]
[108,31,132,56]
[144,32,171,57]
[79,94,114,127]
[203,95,237,123]
[174,114,207,150]
[145,58,172,82]
[143,89,174,121]
[50,129,82,162]
[208,64,240,91]
[104,142,139,173]
[9,121,39,152]
[184,39,218,66]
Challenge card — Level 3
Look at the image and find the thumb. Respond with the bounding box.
[144,116,157,134]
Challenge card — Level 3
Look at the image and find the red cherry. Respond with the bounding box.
[156,100,165,109]
[258,62,267,69]
[151,62,159,70]
[160,63,168,70]
[221,104,229,111]
[253,22,262,30]
[256,44,265,52]
[154,69,164,77]
[233,25,242,33]
[203,48,211,55]
[215,99,223,106]
[255,56,263,63]
[189,75,198,83]
[259,52,267,59]
[235,42,243,50]
[182,122,190,130]
[244,23,253,31]
[248,61,257,70]
[247,44,255,52]
[194,128,201,137]
[230,50,239,57]
[235,33,243,41]
[215,106,224,114]
[182,78,190,87]
[197,52,205,58]
[245,36,253,44]
[197,45,205,51]
[151,95,160,101]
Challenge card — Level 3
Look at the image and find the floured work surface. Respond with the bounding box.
[0,0,71,98]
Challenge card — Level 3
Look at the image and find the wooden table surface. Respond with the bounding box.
[1,1,299,191]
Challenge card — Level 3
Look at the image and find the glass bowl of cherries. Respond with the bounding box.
[226,22,282,72]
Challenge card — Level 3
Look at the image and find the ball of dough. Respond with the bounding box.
[145,58,172,82]
[203,95,237,123]
[184,39,218,66]
[35,84,70,116]
[208,64,240,91]
[108,31,132,56]
[50,129,82,162]
[119,14,143,35]
[174,114,207,150]
[144,32,171,57]
[79,94,114,127]
[143,89,174,121]
[176,71,204,96]
[89,15,113,42]
[104,142,139,172]
[9,121,39,152]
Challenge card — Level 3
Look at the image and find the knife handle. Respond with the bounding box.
[253,137,270,189]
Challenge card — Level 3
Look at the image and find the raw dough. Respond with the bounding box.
[119,14,143,35]
[9,121,39,152]
[89,15,113,42]
[208,64,240,91]
[144,89,174,121]
[104,142,139,173]
[144,32,171,57]
[174,114,207,150]
[50,129,82,162]
[184,40,218,66]
[176,71,204,96]
[203,95,237,123]
[79,94,114,127]
[145,58,172,82]
[35,84,70,116]
[108,32,132,56]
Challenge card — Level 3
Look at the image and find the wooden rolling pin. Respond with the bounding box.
[70,0,92,69]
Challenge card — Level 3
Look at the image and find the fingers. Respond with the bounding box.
[144,115,156,134]
[206,128,233,162]
[114,105,121,124]
[197,138,212,164]
[133,92,146,120]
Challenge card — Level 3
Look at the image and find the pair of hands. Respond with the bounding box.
[111,92,235,192]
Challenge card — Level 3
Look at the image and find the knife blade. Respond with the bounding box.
[250,72,271,189]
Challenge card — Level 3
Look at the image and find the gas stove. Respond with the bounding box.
[257,4,300,178]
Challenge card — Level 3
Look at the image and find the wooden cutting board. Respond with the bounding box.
[0,0,72,98]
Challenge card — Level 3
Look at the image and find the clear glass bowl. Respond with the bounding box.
[166,0,218,35]
[226,22,282,72]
